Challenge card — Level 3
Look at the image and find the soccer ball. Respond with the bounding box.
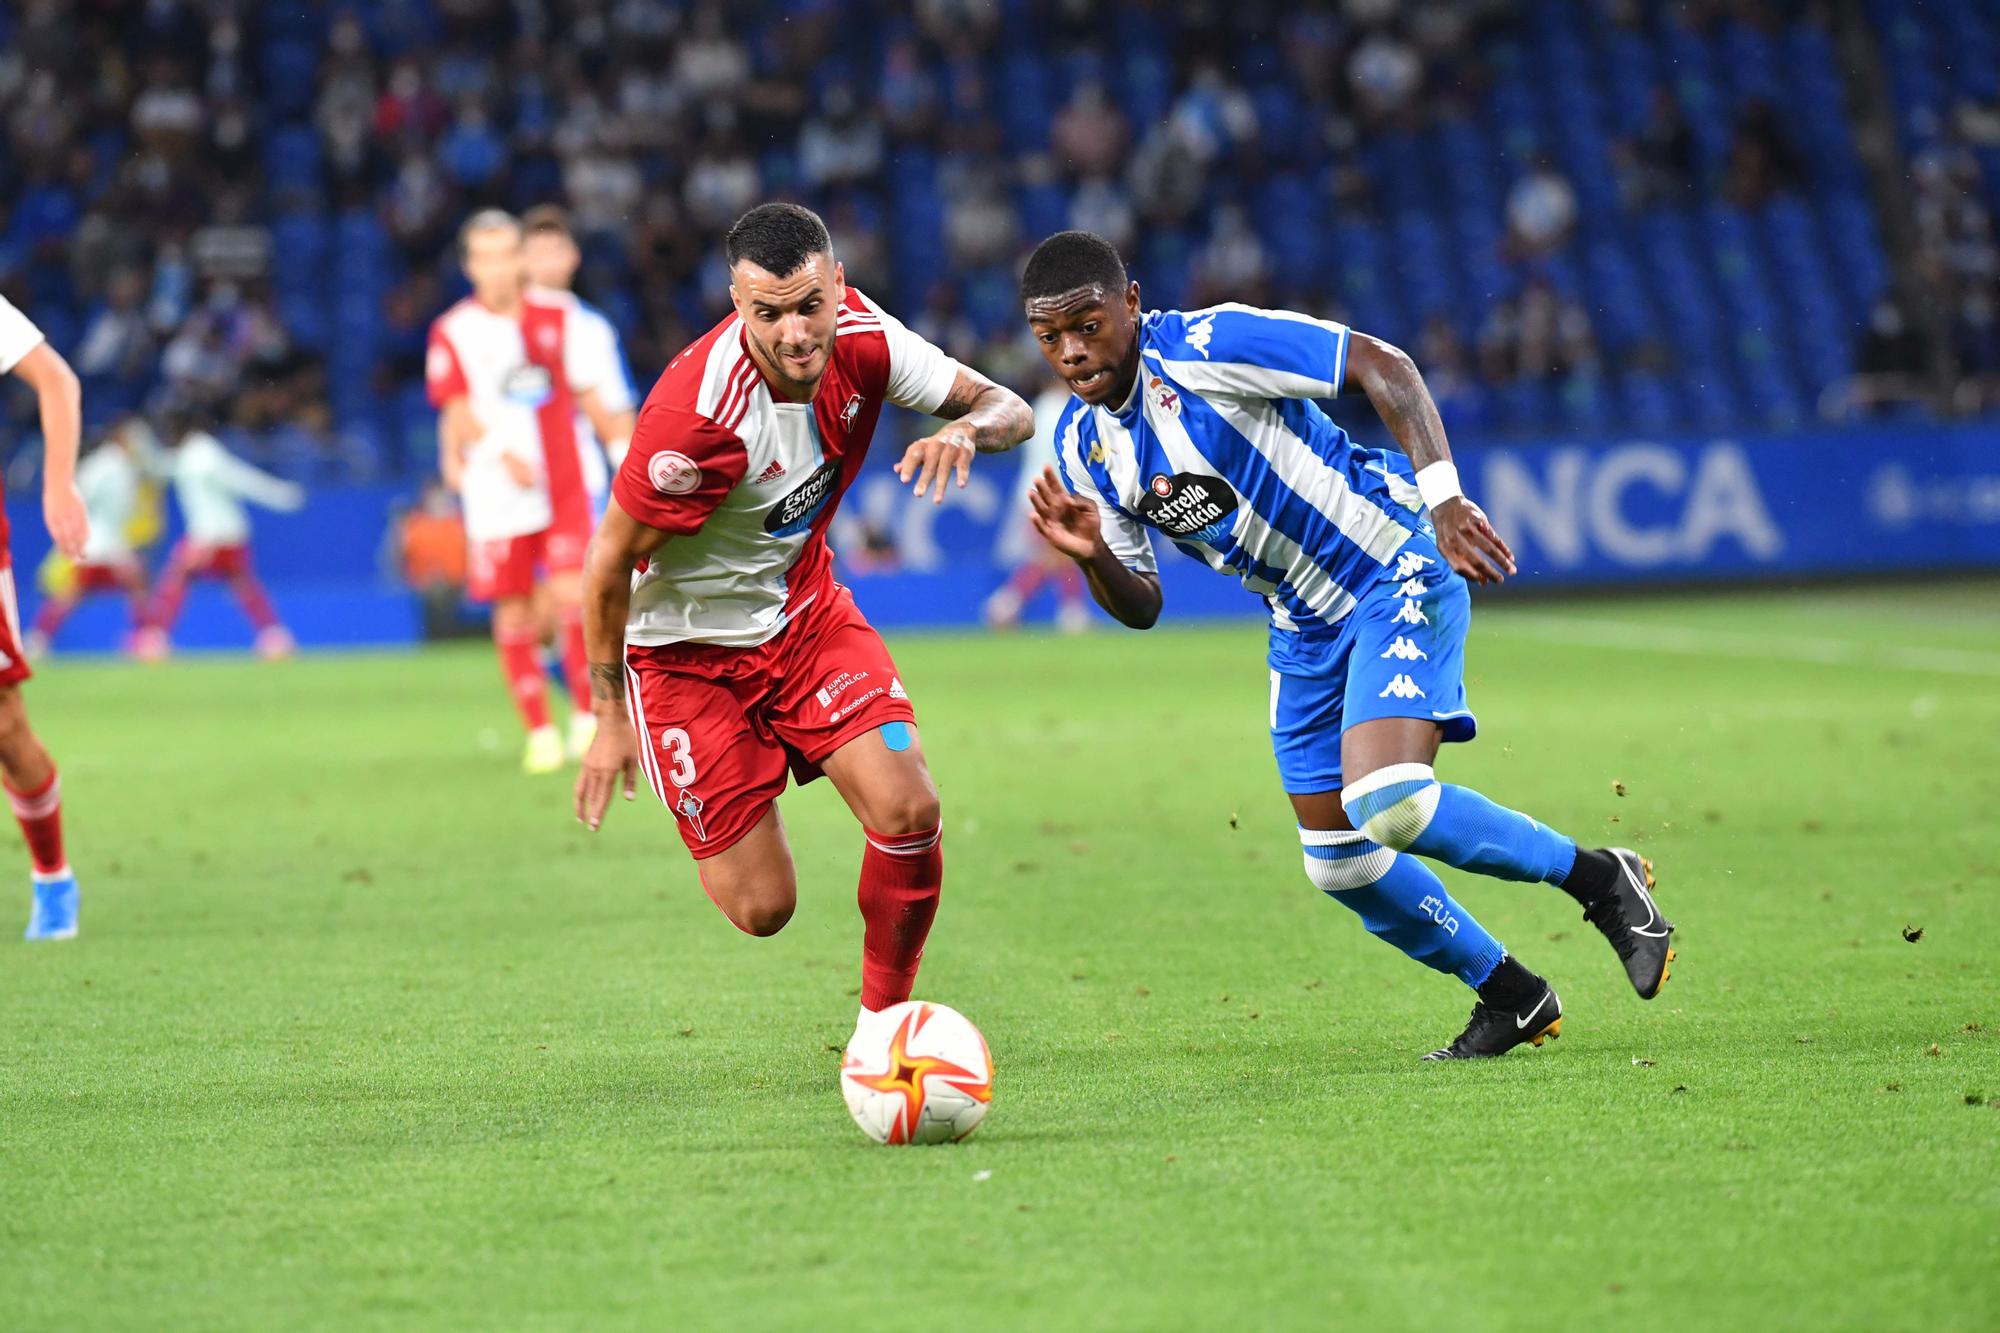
[840,1001,993,1145]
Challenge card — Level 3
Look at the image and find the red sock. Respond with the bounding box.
[496,629,552,731]
[858,823,943,1010]
[230,574,281,632]
[558,608,592,711]
[8,771,66,875]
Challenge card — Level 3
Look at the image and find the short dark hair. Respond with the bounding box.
[725,203,833,278]
[521,204,572,239]
[1021,230,1128,304]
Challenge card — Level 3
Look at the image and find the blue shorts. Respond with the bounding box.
[1268,541,1478,795]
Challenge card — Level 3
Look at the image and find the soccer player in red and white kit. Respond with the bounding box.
[429,210,632,774]
[574,204,1032,1042]
[0,294,91,939]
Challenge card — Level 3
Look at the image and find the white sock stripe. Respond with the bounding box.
[866,828,942,856]
[1298,825,1370,847]
[9,779,60,820]
[1302,846,1397,892]
[1340,762,1437,803]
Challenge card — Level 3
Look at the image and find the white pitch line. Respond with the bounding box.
[1483,613,2000,679]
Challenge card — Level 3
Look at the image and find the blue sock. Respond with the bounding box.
[1301,827,1506,989]
[1342,763,1579,885]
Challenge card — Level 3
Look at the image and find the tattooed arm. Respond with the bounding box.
[894,365,1035,503]
[574,499,669,830]
[1344,331,1516,585]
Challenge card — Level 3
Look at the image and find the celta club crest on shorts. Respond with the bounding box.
[674,785,709,842]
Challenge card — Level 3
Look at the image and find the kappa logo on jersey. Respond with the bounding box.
[1392,599,1428,626]
[649,450,703,496]
[840,392,864,430]
[1380,636,1429,661]
[754,459,788,484]
[1395,551,1434,580]
[1184,312,1217,359]
[1135,471,1239,546]
[674,786,709,842]
[765,458,842,537]
[1379,674,1427,700]
[501,363,554,406]
[1148,376,1180,416]
[1087,440,1106,464]
[1396,577,1427,597]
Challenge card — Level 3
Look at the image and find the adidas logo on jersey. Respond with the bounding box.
[1380,636,1429,662]
[754,459,787,484]
[1379,674,1427,700]
[889,677,907,700]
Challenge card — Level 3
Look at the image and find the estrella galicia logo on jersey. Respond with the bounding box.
[1135,471,1239,547]
[764,458,842,537]
[501,363,553,406]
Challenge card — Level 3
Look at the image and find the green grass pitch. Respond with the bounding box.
[5,582,1998,1330]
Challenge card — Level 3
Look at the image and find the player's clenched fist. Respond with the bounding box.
[575,721,639,831]
[1430,495,1516,585]
[1026,465,1101,562]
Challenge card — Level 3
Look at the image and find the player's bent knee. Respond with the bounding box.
[1340,763,1441,852]
[1299,827,1395,893]
[872,791,941,837]
[731,893,795,937]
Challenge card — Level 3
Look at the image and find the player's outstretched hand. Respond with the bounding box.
[1027,466,1102,562]
[575,718,639,831]
[42,483,89,561]
[1432,495,1516,585]
[895,429,977,505]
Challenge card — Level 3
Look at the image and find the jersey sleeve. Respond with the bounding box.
[611,404,748,536]
[1146,303,1351,401]
[0,296,47,375]
[1054,401,1157,575]
[856,293,961,414]
[425,322,468,408]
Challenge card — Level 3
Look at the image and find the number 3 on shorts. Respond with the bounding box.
[659,727,697,786]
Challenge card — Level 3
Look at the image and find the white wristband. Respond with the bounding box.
[1415,460,1463,511]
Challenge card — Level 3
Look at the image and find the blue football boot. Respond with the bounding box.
[24,868,78,940]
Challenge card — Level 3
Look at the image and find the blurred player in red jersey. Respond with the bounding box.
[429,210,631,773]
[521,205,639,756]
[0,295,90,939]
[574,204,1033,1042]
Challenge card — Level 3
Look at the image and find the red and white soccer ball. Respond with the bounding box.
[840,1001,993,1145]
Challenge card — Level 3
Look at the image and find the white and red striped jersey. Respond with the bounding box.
[527,285,635,505]
[426,296,610,542]
[614,287,959,648]
[0,295,49,551]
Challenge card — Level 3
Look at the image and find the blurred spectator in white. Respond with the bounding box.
[75,269,156,386]
[1480,278,1597,382]
[674,6,749,101]
[1348,26,1422,126]
[800,83,885,190]
[1051,81,1128,179]
[1191,205,1272,307]
[1505,160,1578,259]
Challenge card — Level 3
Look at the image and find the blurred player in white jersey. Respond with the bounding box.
[428,210,629,773]
[141,401,306,660]
[27,416,160,658]
[0,294,90,939]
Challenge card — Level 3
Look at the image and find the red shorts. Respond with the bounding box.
[467,518,590,602]
[73,558,143,593]
[0,559,29,687]
[169,540,255,578]
[624,584,917,859]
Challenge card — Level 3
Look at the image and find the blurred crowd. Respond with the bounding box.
[0,0,1989,479]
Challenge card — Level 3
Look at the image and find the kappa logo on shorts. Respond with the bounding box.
[1380,636,1429,662]
[1396,577,1428,597]
[1392,599,1429,626]
[1379,674,1427,700]
[674,787,710,842]
[1395,551,1434,580]
[649,450,702,496]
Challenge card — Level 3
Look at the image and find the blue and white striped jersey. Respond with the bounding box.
[1054,304,1432,634]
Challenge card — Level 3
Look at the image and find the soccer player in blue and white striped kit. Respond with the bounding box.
[1019,231,1676,1059]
